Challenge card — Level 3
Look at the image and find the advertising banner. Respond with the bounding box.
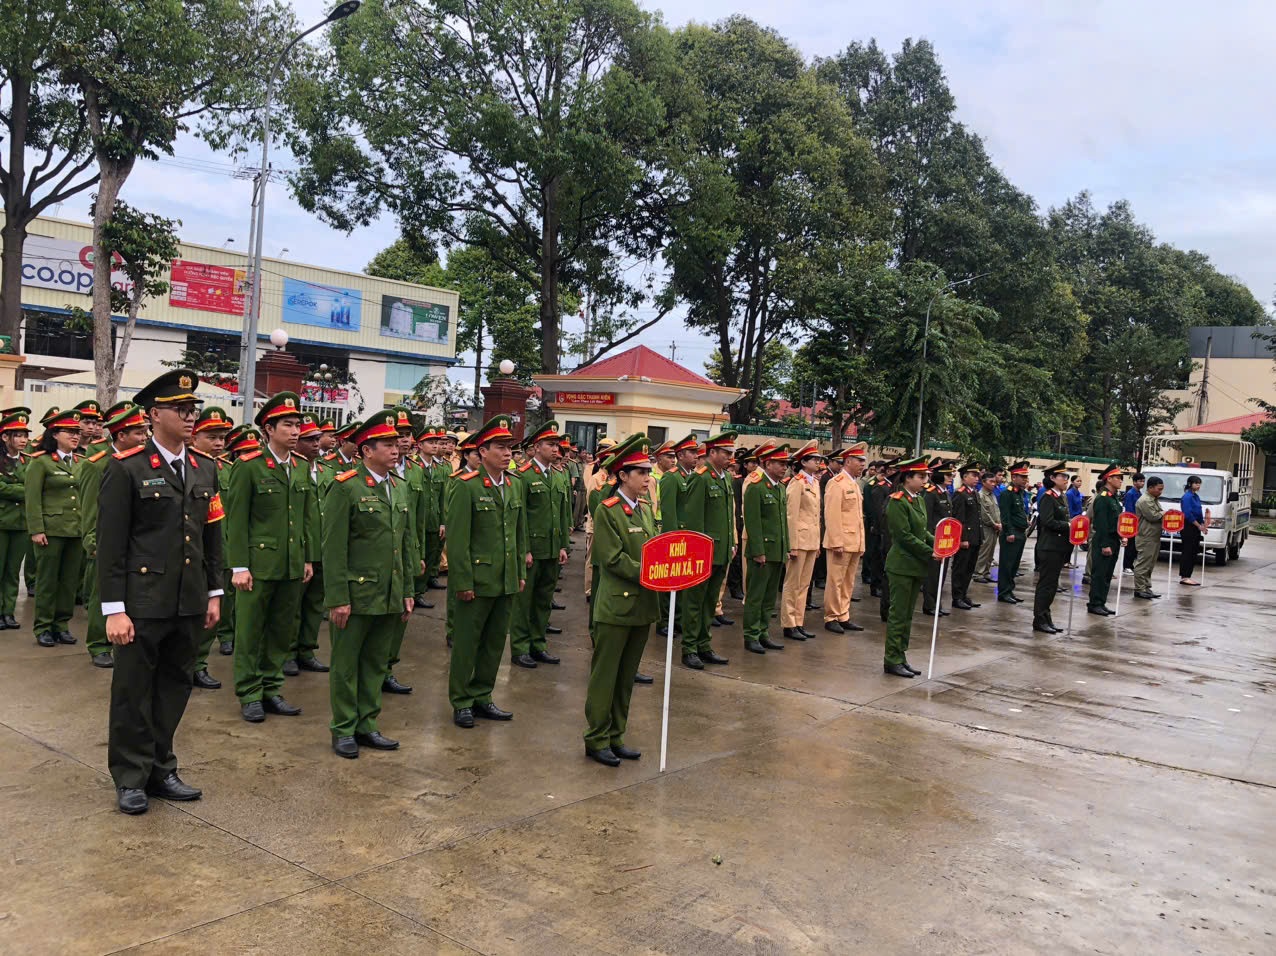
[169,259,248,316]
[380,294,449,344]
[283,278,361,331]
[22,235,131,297]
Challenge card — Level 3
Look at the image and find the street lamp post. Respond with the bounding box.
[239,1,361,423]
[912,272,990,456]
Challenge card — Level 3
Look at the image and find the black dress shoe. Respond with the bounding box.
[219,640,234,656]
[193,669,221,689]
[414,595,432,608]
[782,627,806,641]
[798,627,816,638]
[551,601,566,610]
[824,620,845,633]
[55,630,77,644]
[241,701,266,722]
[714,614,734,626]
[760,635,784,650]
[263,695,301,716]
[922,608,936,616]
[1032,621,1057,634]
[453,707,475,728]
[382,675,413,694]
[531,649,560,664]
[512,653,538,669]
[355,731,399,750]
[967,601,982,608]
[1098,605,1115,615]
[474,701,513,720]
[586,746,621,766]
[938,608,950,617]
[851,595,861,602]
[117,787,148,815]
[1086,605,1109,616]
[282,658,300,677]
[700,649,729,665]
[1134,589,1156,600]
[0,615,11,630]
[545,625,563,635]
[884,663,915,678]
[92,652,114,668]
[952,599,973,610]
[612,744,641,760]
[3,615,16,628]
[870,586,881,597]
[633,672,654,684]
[805,600,820,610]
[744,639,766,654]
[682,653,704,670]
[146,772,202,801]
[842,621,865,632]
[729,589,745,601]
[997,595,1018,604]
[298,657,329,672]
[903,662,922,676]
[428,577,446,590]
[36,631,57,647]
[333,736,359,758]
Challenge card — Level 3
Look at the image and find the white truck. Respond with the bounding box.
[1141,434,1254,565]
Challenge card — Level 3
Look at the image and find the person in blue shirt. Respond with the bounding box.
[992,469,1005,501]
[1121,474,1144,573]
[1178,474,1205,585]
[1066,474,1085,518]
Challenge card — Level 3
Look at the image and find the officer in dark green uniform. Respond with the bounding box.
[421,424,449,592]
[6,403,40,600]
[72,399,104,449]
[0,411,31,630]
[509,421,571,668]
[1087,462,1124,616]
[742,443,789,654]
[287,413,332,678]
[883,456,933,678]
[653,439,684,638]
[409,422,440,608]
[380,407,426,693]
[997,461,1031,604]
[921,458,954,616]
[25,407,84,646]
[949,461,984,611]
[214,425,262,658]
[446,415,528,728]
[323,413,415,758]
[443,432,478,649]
[583,434,657,766]
[227,392,316,723]
[98,368,224,814]
[679,430,737,669]
[81,404,149,668]
[1032,462,1072,634]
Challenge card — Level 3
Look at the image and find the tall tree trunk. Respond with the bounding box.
[114,293,142,385]
[1,78,31,349]
[1100,373,1114,457]
[0,220,27,354]
[90,161,132,406]
[539,177,560,374]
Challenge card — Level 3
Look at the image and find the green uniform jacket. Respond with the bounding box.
[446,469,528,596]
[0,455,28,531]
[226,449,317,578]
[591,493,658,626]
[1035,488,1071,555]
[999,486,1029,534]
[78,447,113,557]
[514,459,571,559]
[322,462,413,613]
[1090,488,1121,550]
[395,457,430,569]
[552,465,574,551]
[657,468,684,533]
[682,464,735,566]
[742,472,788,561]
[884,490,933,578]
[25,450,83,537]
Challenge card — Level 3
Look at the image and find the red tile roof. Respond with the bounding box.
[569,345,718,388]
[1183,412,1272,434]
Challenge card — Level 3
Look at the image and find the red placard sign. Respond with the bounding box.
[640,531,715,592]
[1117,512,1139,539]
[169,259,249,315]
[932,517,962,559]
[1162,509,1185,534]
[1069,514,1091,545]
[556,391,616,406]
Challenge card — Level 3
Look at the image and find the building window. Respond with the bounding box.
[185,330,239,364]
[385,361,433,393]
[647,425,667,445]
[22,308,109,360]
[566,421,606,452]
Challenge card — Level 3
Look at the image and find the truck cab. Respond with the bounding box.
[1142,435,1254,565]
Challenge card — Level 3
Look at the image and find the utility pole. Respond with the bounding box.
[668,341,678,363]
[1194,334,1212,426]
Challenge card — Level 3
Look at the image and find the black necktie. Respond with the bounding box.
[172,458,184,483]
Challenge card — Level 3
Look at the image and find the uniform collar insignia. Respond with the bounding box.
[150,454,161,469]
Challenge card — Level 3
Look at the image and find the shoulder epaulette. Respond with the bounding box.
[450,468,464,479]
[602,496,620,507]
[781,476,792,485]
[890,491,904,500]
[87,449,108,463]
[695,465,707,474]
[458,470,479,481]
[189,447,215,461]
[745,471,762,484]
[335,469,358,482]
[291,455,301,467]
[322,451,338,461]
[111,446,143,460]
[239,450,262,461]
[518,461,534,473]
[1100,490,1110,497]
[27,450,46,458]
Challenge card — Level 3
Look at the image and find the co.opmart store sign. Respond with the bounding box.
[21,234,132,297]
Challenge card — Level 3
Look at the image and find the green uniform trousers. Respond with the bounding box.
[509,556,558,657]
[214,568,235,653]
[84,556,110,658]
[108,614,199,791]
[682,562,727,655]
[0,529,26,616]
[1088,547,1118,609]
[884,572,923,667]
[328,612,396,737]
[742,559,782,643]
[292,563,324,663]
[23,535,34,590]
[425,532,443,581]
[386,613,409,676]
[997,535,1026,599]
[445,586,456,643]
[588,565,601,643]
[233,577,303,703]
[584,622,650,751]
[1133,540,1158,593]
[34,535,82,635]
[449,594,513,710]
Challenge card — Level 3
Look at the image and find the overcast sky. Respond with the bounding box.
[105,0,1276,382]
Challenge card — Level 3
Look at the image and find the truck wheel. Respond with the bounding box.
[1227,542,1240,561]
[1213,548,1228,567]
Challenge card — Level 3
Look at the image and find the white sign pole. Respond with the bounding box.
[1065,560,1077,636]
[1167,532,1174,592]
[926,558,948,680]
[1201,509,1210,585]
[1113,542,1124,616]
[659,590,677,773]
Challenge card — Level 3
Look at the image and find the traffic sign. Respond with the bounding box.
[932,517,962,559]
[1162,509,1186,534]
[641,531,714,592]
[1069,514,1091,546]
[1117,513,1138,539]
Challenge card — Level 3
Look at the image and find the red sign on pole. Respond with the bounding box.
[932,517,962,559]
[1117,512,1139,539]
[641,531,715,592]
[1069,514,1091,546]
[1162,509,1186,534]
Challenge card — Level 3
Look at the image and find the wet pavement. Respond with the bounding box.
[1,535,1272,954]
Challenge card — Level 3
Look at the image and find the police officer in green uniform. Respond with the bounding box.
[214,426,262,658]
[0,411,32,629]
[323,413,415,758]
[1032,462,1072,633]
[98,369,225,814]
[446,415,529,728]
[26,407,84,646]
[510,421,572,668]
[186,406,233,686]
[421,424,449,592]
[921,458,954,616]
[679,431,737,670]
[997,461,1031,604]
[228,392,315,723]
[443,432,479,649]
[81,404,150,667]
[583,434,657,766]
[1086,462,1123,615]
[742,443,789,654]
[883,456,933,678]
[381,408,426,693]
[409,422,440,608]
[949,460,984,611]
[5,403,40,600]
[286,413,332,678]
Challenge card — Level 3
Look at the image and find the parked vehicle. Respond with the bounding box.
[1142,434,1254,565]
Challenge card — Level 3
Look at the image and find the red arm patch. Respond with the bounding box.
[206,493,225,523]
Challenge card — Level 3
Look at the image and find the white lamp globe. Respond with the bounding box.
[498,359,515,376]
[270,328,289,349]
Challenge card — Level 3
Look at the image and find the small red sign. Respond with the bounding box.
[556,391,616,406]
[1117,513,1138,539]
[1069,514,1091,545]
[640,531,715,592]
[1162,509,1186,534]
[932,517,962,559]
